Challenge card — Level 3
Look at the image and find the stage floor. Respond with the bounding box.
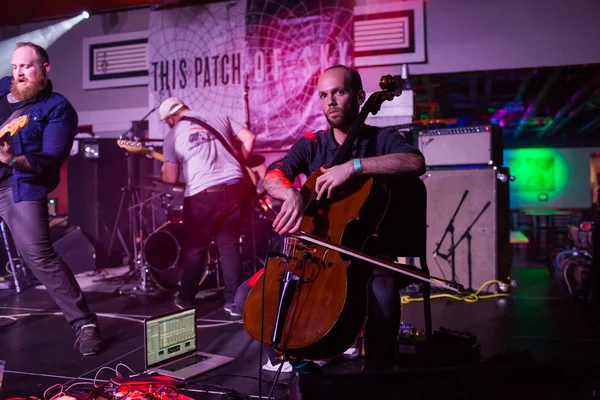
[1,256,600,399]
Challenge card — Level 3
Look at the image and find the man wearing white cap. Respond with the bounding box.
[159,97,256,316]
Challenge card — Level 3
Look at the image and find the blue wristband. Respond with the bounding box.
[353,158,362,174]
[7,155,17,166]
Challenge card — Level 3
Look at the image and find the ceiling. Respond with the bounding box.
[0,0,151,27]
[0,0,216,27]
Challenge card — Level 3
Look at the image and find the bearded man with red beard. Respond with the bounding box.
[0,42,101,356]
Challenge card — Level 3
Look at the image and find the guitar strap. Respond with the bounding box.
[181,115,255,192]
[0,102,33,136]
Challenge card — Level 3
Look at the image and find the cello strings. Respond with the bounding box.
[280,245,310,355]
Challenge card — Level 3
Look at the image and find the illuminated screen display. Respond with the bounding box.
[146,309,196,366]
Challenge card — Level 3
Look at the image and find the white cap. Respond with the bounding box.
[159,97,186,120]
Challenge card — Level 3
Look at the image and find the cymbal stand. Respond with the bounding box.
[108,105,159,264]
[134,191,164,292]
[113,191,165,294]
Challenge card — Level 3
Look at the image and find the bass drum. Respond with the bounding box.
[144,223,213,293]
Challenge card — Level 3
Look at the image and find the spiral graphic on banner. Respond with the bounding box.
[246,0,354,150]
[147,0,353,151]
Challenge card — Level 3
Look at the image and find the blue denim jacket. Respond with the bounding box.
[0,76,78,202]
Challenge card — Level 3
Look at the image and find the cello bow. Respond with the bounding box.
[294,230,464,293]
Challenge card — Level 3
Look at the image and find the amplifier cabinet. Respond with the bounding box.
[417,125,503,167]
[420,167,511,291]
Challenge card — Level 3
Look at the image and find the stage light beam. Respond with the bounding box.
[0,12,90,76]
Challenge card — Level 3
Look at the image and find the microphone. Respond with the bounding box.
[162,192,173,200]
[433,251,450,261]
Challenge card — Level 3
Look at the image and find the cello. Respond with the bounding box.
[243,75,460,362]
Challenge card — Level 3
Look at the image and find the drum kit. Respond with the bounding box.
[111,152,280,297]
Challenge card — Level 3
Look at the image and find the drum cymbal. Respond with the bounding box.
[147,175,186,188]
[247,153,266,168]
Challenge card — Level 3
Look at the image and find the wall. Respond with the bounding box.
[5,0,600,130]
[504,147,600,210]
[2,8,151,135]
[357,0,600,92]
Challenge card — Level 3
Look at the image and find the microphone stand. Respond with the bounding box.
[433,189,469,285]
[452,201,491,291]
[244,73,259,274]
[122,105,160,140]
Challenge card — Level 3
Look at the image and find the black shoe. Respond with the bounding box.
[224,303,241,317]
[74,324,102,356]
[174,297,194,309]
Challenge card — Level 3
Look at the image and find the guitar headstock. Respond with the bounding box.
[117,138,151,155]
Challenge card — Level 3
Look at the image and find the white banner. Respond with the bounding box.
[148,0,354,151]
[147,1,248,140]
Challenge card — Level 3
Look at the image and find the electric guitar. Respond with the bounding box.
[117,138,165,162]
[116,138,258,187]
[0,114,29,140]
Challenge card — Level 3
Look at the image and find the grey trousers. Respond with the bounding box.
[0,187,97,329]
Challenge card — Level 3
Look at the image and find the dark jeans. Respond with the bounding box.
[178,182,246,304]
[363,266,400,371]
[0,187,96,329]
[234,264,401,371]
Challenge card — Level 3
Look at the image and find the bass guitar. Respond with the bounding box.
[116,138,259,188]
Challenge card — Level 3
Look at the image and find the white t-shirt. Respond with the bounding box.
[162,111,244,197]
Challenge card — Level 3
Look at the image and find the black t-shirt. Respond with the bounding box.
[0,95,25,188]
[266,125,427,258]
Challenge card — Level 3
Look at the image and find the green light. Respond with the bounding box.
[505,148,570,207]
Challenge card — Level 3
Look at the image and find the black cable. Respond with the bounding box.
[207,373,290,386]
[267,361,285,400]
[267,250,312,399]
[258,253,267,400]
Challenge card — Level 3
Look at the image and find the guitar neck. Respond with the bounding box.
[150,151,164,162]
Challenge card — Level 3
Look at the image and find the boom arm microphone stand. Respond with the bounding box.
[433,189,469,285]
[452,201,491,291]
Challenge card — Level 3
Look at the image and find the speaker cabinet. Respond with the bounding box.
[422,167,510,291]
[67,139,159,268]
[53,226,96,275]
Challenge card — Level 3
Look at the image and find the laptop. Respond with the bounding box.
[144,307,234,380]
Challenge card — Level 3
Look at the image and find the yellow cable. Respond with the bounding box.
[401,279,513,304]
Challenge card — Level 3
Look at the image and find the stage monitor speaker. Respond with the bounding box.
[421,167,510,291]
[53,226,96,275]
